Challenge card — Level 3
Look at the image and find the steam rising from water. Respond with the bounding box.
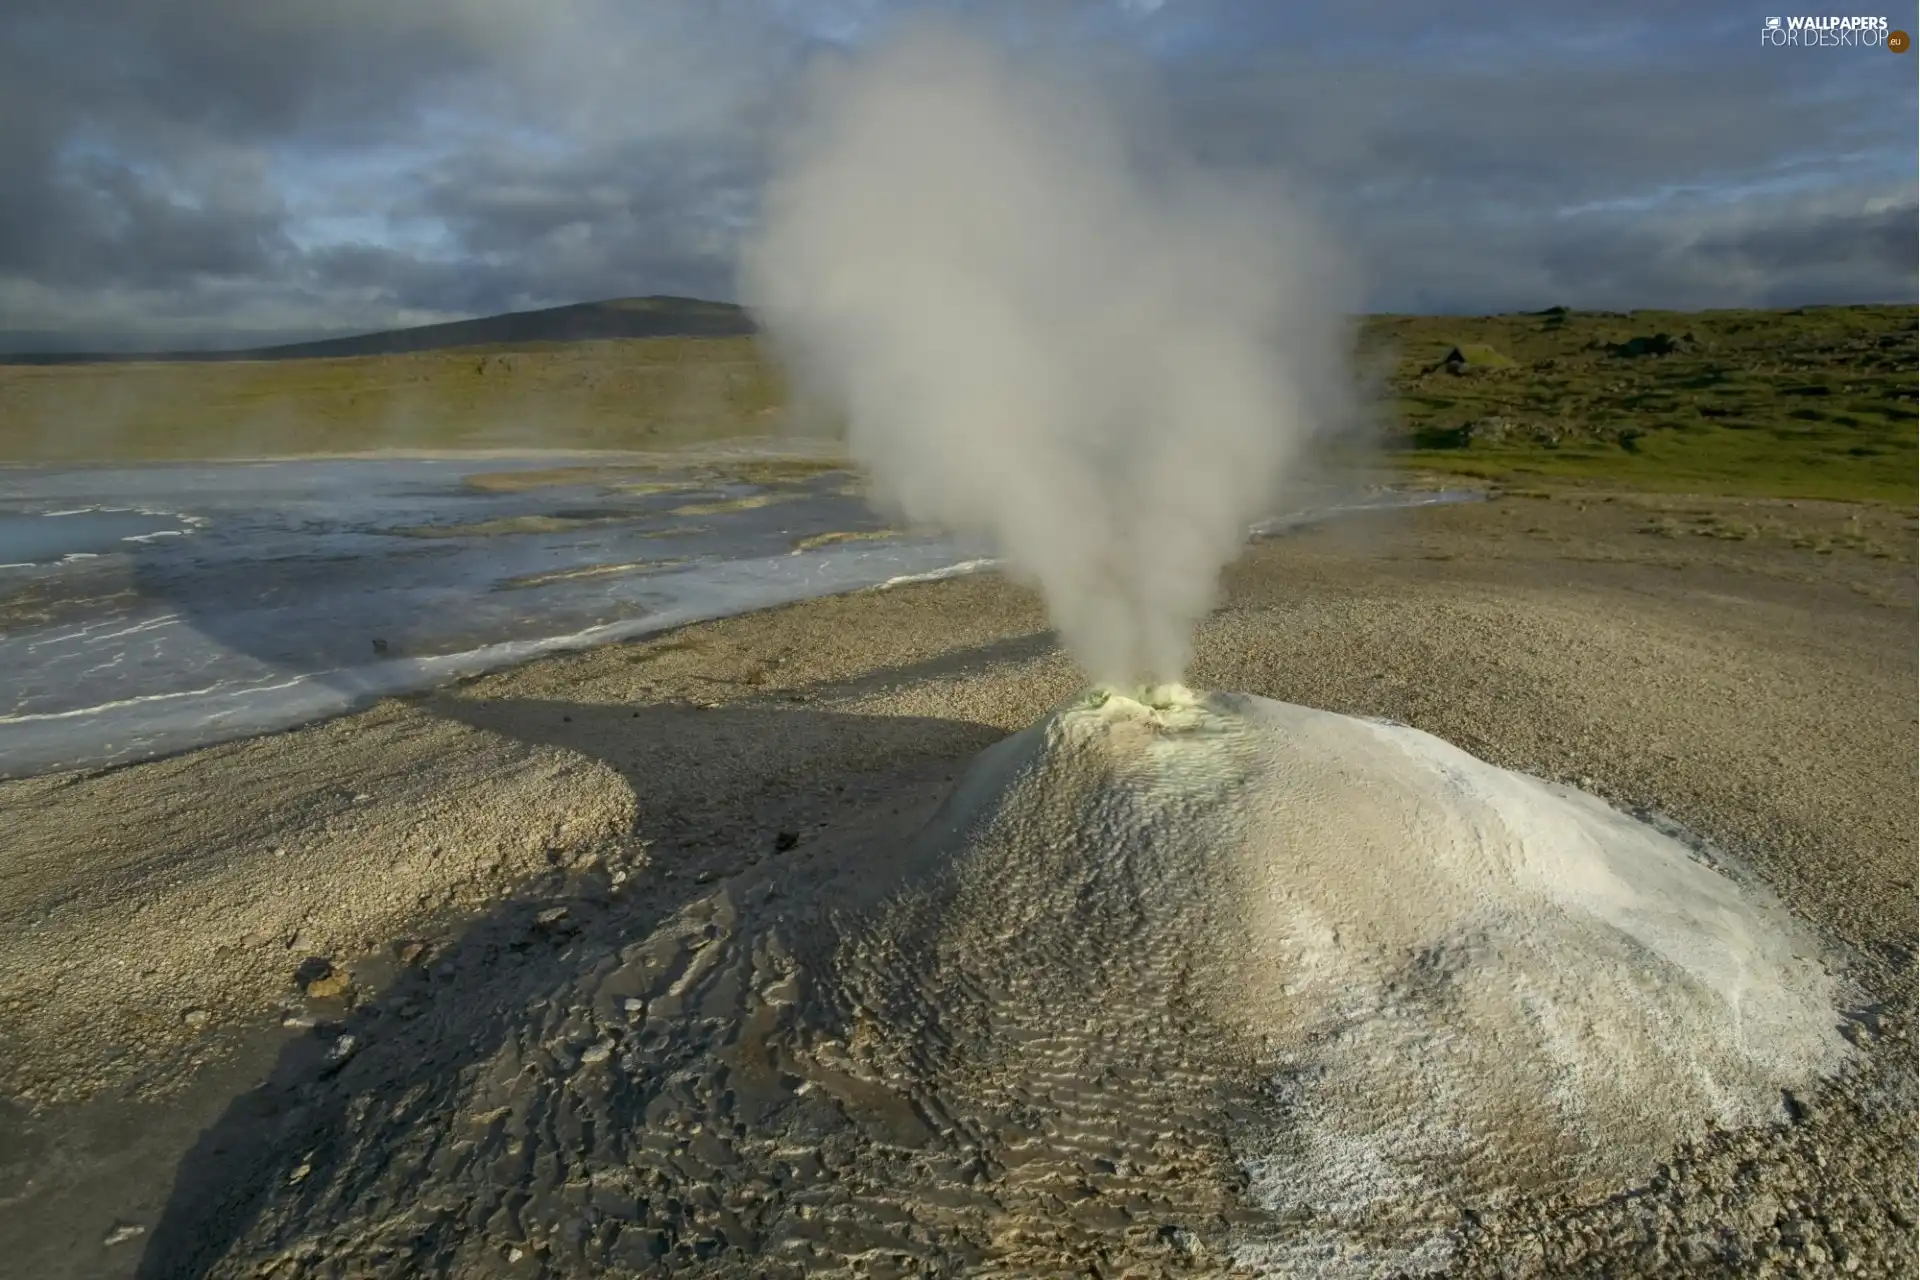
[742,21,1357,685]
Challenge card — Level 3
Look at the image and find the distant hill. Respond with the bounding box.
[0,296,758,365]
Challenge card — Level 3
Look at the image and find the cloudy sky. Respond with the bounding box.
[1,0,1913,351]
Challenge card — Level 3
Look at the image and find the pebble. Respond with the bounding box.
[300,961,351,1000]
[579,1042,612,1065]
[180,1008,210,1027]
[326,1033,359,1064]
[304,973,351,999]
[102,1224,145,1247]
[1157,1224,1199,1256]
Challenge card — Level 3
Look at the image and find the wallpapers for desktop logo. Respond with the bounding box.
[1761,15,1905,48]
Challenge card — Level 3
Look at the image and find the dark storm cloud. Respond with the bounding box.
[0,0,552,342]
[1364,192,1919,316]
[1691,197,1919,276]
[1157,20,1913,309]
[8,0,537,141]
[0,0,1912,350]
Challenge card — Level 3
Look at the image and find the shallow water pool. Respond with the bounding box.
[0,456,1473,779]
[0,508,197,566]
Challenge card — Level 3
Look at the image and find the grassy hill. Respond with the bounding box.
[0,296,756,365]
[0,299,1910,505]
[231,295,755,361]
[1366,304,1916,504]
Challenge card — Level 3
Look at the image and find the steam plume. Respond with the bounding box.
[742,20,1357,686]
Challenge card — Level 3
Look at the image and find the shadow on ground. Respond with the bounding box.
[135,698,1004,1279]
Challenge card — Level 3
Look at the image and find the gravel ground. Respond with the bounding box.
[0,488,1911,1278]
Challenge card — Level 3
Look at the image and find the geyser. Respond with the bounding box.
[741,19,1355,687]
[727,16,1847,1275]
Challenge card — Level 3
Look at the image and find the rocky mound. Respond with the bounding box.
[163,689,1847,1277]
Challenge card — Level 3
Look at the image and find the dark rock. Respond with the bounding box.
[1607,333,1683,358]
[295,956,350,999]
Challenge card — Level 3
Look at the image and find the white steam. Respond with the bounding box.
[741,21,1357,686]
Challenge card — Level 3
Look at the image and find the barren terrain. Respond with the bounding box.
[0,490,1912,1277]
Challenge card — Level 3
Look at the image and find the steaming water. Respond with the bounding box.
[743,21,1361,687]
[0,457,1470,779]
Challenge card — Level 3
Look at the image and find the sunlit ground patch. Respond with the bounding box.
[789,528,903,552]
[668,493,807,518]
[604,480,711,497]
[460,467,642,493]
[391,513,637,538]
[493,558,691,590]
